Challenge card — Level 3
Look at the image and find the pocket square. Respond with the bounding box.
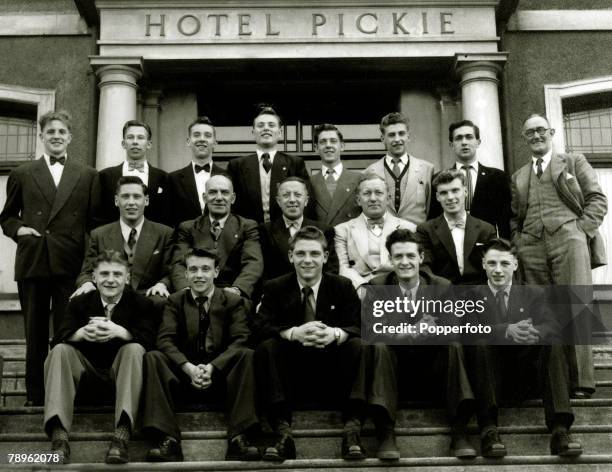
[475,242,484,246]
[566,173,575,180]
[157,187,164,194]
[153,250,160,255]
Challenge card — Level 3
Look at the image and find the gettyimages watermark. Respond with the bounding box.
[361,285,606,345]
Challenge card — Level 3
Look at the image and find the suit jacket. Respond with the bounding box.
[76,218,174,292]
[0,157,100,280]
[511,152,607,241]
[226,151,313,223]
[416,214,497,285]
[157,288,250,371]
[52,288,159,368]
[167,162,226,227]
[429,163,512,238]
[259,217,339,280]
[99,163,169,226]
[310,168,361,227]
[254,272,360,341]
[171,213,263,297]
[334,213,416,288]
[364,155,434,225]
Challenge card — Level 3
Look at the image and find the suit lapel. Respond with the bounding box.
[206,288,225,353]
[351,216,374,270]
[180,164,202,213]
[327,170,355,222]
[379,215,400,266]
[398,156,420,213]
[148,166,161,194]
[244,155,262,205]
[30,157,56,206]
[49,159,81,222]
[271,218,290,260]
[131,219,156,289]
[218,215,239,269]
[183,291,200,344]
[516,164,531,220]
[463,215,479,259]
[270,152,290,194]
[550,152,565,184]
[104,221,125,252]
[434,216,458,263]
[312,172,332,209]
[471,163,489,205]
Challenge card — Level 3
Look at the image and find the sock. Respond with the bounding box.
[343,417,362,435]
[51,425,69,442]
[114,413,132,441]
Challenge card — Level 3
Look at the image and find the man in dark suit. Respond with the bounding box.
[0,110,100,405]
[167,116,226,227]
[254,226,368,462]
[226,106,311,223]
[365,229,476,459]
[98,120,169,225]
[428,120,512,238]
[72,176,173,302]
[171,174,263,300]
[43,250,159,464]
[462,238,581,457]
[259,176,338,280]
[310,124,361,227]
[417,169,496,285]
[142,247,260,462]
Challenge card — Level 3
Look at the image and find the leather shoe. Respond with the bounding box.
[263,433,296,462]
[341,431,366,460]
[377,429,400,461]
[450,434,476,459]
[226,434,261,461]
[550,430,582,457]
[571,389,592,400]
[481,428,506,458]
[50,439,70,464]
[105,437,129,464]
[146,435,184,462]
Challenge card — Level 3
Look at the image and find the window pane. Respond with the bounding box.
[564,107,612,154]
[0,116,36,162]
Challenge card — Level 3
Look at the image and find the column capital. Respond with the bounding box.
[143,89,163,109]
[454,53,508,85]
[89,56,143,88]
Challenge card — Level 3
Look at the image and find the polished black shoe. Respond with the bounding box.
[571,389,592,400]
[50,439,70,464]
[226,434,261,461]
[263,433,296,462]
[146,435,184,462]
[550,430,583,457]
[377,429,400,461]
[450,434,476,459]
[105,437,129,464]
[341,431,366,460]
[480,428,507,458]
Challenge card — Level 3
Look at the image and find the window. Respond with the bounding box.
[0,116,37,162]
[563,92,612,159]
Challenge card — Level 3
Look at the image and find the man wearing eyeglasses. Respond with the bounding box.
[510,113,608,398]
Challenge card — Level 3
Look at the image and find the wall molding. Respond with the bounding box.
[0,13,89,36]
[508,10,612,31]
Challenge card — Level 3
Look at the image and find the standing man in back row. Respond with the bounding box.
[364,112,434,226]
[227,105,312,223]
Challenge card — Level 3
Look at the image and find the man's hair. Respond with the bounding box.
[433,169,465,191]
[122,120,152,140]
[380,112,409,134]
[253,104,283,126]
[313,123,344,144]
[449,120,480,141]
[205,173,234,192]
[522,113,550,127]
[188,116,215,136]
[356,171,388,195]
[482,238,516,257]
[276,176,308,197]
[288,225,328,251]
[385,228,422,255]
[115,176,149,196]
[94,249,129,270]
[39,110,73,132]
[184,247,220,267]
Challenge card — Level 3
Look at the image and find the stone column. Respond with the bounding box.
[455,53,508,170]
[90,57,143,170]
[142,89,163,167]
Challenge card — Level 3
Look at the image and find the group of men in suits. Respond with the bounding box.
[0,104,607,463]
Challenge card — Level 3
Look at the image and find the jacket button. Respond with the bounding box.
[36,211,42,216]
[45,230,50,235]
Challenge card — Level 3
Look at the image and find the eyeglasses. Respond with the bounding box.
[524,127,550,138]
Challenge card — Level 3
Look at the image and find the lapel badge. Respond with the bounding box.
[282,166,287,171]
[481,172,486,176]
[346,187,350,192]
[234,234,239,238]
[331,305,335,310]
[157,187,164,194]
[520,308,524,313]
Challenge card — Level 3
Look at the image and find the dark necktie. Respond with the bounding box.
[287,221,299,237]
[210,219,222,241]
[324,168,337,196]
[391,157,401,178]
[128,160,145,172]
[495,290,508,320]
[196,296,209,355]
[195,163,211,173]
[105,303,116,320]
[49,155,66,166]
[127,228,137,250]
[302,286,315,322]
[261,153,272,173]
[536,158,543,179]
[461,165,473,212]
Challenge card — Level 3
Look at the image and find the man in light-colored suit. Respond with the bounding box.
[511,113,608,397]
[363,112,434,226]
[310,124,361,227]
[335,173,414,297]
[72,176,173,302]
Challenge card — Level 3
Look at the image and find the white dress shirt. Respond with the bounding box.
[256,149,278,222]
[122,160,149,186]
[455,160,479,193]
[385,153,409,173]
[43,154,66,187]
[444,211,467,275]
[209,213,229,229]
[322,162,343,181]
[283,215,304,237]
[119,218,145,246]
[193,161,212,212]
[532,149,552,174]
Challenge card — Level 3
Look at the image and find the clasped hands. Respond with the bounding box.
[506,318,540,345]
[182,362,214,390]
[75,317,131,343]
[291,321,336,348]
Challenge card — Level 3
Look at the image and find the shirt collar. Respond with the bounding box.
[362,211,387,224]
[101,294,122,308]
[444,210,467,226]
[209,213,229,228]
[488,280,512,297]
[283,215,303,229]
[297,275,323,301]
[455,160,478,171]
[385,153,408,165]
[532,149,552,166]
[190,286,215,303]
[123,160,149,172]
[119,217,145,240]
[322,162,343,176]
[43,153,68,166]
[192,160,212,172]
[399,279,420,298]
[256,149,277,160]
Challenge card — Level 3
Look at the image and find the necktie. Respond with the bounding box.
[261,153,272,173]
[128,161,145,172]
[302,286,316,322]
[495,290,508,320]
[194,163,211,173]
[49,155,66,166]
[448,218,465,230]
[210,219,222,241]
[324,168,338,196]
[287,221,299,237]
[105,303,116,320]
[391,157,401,178]
[536,158,543,179]
[127,228,137,250]
[367,217,384,237]
[196,296,209,355]
[461,165,473,212]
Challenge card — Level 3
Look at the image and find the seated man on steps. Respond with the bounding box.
[142,247,260,462]
[44,250,159,464]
